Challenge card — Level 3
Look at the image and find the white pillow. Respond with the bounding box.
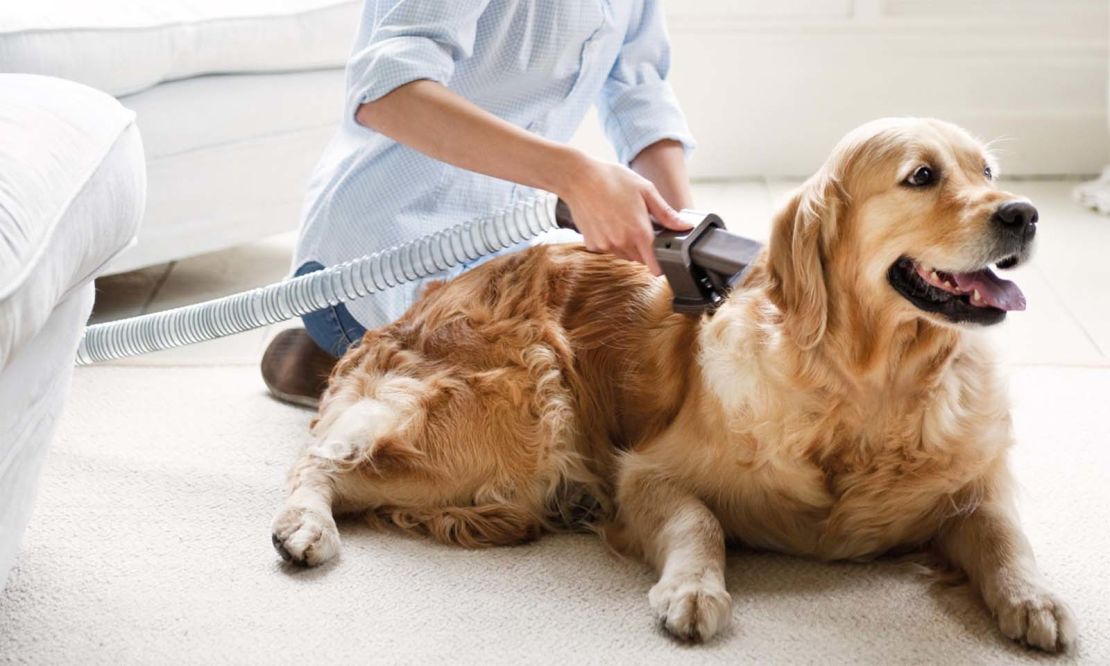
[0,0,359,96]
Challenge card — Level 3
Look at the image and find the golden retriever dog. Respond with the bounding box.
[272,118,1075,652]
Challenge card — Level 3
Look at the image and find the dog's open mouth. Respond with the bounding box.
[887,256,1025,326]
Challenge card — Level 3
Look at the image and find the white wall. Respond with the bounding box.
[571,0,1109,178]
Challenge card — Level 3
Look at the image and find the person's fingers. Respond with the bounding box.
[620,222,650,264]
[626,217,662,275]
[581,228,602,253]
[638,234,663,275]
[610,229,636,262]
[644,187,691,231]
[586,227,621,258]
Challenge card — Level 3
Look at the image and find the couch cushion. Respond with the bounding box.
[0,74,145,367]
[0,0,359,97]
[121,68,343,162]
[104,69,344,274]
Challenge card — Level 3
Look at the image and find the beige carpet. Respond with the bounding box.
[1,364,1107,664]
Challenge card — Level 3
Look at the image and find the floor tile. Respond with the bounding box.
[691,181,775,240]
[89,263,172,324]
[148,232,297,311]
[1009,181,1110,357]
[981,262,1103,366]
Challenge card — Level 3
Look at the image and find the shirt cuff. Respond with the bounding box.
[602,80,696,165]
[347,36,457,117]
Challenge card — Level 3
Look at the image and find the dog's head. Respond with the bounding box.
[769,118,1036,349]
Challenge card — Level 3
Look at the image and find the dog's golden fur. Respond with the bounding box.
[273,118,1075,651]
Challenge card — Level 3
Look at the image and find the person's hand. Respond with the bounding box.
[558,156,692,275]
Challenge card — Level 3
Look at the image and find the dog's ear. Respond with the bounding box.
[769,173,840,349]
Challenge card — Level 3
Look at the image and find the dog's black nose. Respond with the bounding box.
[993,201,1038,230]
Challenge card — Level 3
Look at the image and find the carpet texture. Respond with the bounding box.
[1,364,1107,664]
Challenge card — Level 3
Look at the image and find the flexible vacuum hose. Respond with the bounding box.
[76,193,562,365]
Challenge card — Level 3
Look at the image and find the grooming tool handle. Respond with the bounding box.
[554,199,755,314]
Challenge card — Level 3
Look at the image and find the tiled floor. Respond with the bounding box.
[90,179,1109,368]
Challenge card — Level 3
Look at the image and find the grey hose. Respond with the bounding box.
[76,193,561,365]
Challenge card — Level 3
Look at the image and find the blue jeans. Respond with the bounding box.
[295,262,368,358]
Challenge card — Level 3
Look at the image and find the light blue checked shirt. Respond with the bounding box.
[295,0,695,329]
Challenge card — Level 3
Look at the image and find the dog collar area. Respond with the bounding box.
[653,210,764,315]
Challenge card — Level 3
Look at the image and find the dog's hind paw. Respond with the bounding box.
[271,505,340,567]
[649,570,732,642]
[995,587,1077,653]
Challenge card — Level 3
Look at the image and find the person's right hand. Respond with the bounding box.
[558,157,692,275]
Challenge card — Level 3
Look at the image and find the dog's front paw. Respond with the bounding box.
[271,505,340,567]
[994,585,1076,653]
[648,570,732,642]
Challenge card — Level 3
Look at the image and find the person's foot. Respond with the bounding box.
[261,328,337,408]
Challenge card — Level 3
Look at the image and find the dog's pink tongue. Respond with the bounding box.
[952,269,1026,311]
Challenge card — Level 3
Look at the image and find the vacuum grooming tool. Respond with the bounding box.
[554,199,762,314]
[76,194,763,365]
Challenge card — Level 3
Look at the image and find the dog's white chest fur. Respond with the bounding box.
[689,306,1009,560]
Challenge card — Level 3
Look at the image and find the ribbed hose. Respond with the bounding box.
[76,193,561,365]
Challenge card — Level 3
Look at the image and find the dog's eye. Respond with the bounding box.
[984,165,994,180]
[904,166,936,187]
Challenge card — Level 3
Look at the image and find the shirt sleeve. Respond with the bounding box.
[345,0,492,119]
[597,0,696,165]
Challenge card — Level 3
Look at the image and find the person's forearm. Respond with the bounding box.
[629,139,694,211]
[356,79,691,273]
[356,80,585,197]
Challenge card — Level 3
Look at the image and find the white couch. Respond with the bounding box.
[0,0,359,587]
[0,0,359,274]
[0,74,146,588]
